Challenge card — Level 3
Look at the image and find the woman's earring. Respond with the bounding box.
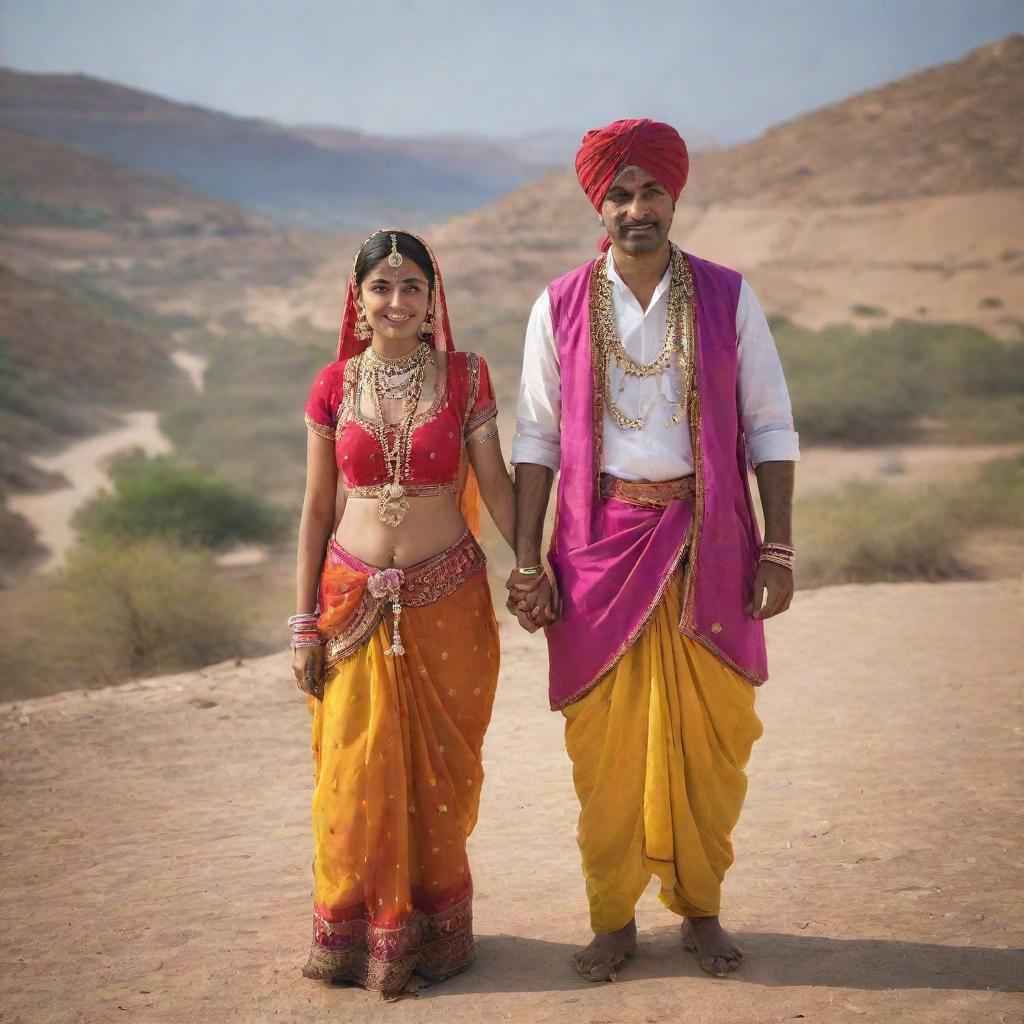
[354,308,372,341]
[418,316,435,339]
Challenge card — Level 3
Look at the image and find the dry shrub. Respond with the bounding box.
[0,539,249,700]
[57,539,249,684]
[796,481,969,588]
[795,455,1024,588]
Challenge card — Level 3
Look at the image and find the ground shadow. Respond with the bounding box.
[426,930,1023,996]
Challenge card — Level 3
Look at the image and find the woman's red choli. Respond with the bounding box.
[304,351,496,490]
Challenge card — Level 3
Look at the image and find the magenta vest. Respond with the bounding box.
[544,252,767,710]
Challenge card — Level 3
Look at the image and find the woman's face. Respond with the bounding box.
[357,257,431,345]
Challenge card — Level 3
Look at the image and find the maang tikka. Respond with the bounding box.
[387,233,403,269]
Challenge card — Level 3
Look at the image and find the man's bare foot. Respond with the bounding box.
[681,916,744,977]
[571,918,637,982]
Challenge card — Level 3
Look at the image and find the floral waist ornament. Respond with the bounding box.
[316,532,486,670]
[367,567,406,656]
[317,562,407,659]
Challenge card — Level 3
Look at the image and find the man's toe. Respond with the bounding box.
[702,955,730,977]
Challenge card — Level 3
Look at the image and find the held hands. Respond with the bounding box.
[504,568,560,633]
[746,560,794,620]
[292,645,325,700]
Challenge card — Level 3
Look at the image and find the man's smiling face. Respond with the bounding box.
[600,165,675,255]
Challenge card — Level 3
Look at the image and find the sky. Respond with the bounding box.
[2,0,1022,143]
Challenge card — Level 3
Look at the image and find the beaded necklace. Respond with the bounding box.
[357,343,432,526]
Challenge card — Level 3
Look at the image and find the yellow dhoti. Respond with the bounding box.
[563,575,762,933]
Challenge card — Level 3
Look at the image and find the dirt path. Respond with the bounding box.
[170,350,209,393]
[2,580,1021,1024]
[6,411,172,572]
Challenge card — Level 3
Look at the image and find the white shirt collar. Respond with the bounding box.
[605,250,673,310]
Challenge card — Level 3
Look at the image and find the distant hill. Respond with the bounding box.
[289,126,553,199]
[0,69,554,230]
[0,125,345,512]
[425,35,1024,349]
[686,33,1024,207]
[0,263,178,492]
[243,36,1024,402]
[0,125,343,322]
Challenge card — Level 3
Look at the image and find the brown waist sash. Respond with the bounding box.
[600,474,697,509]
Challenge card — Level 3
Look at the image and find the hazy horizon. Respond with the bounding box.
[2,0,1022,145]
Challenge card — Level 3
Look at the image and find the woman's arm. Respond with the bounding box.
[296,432,338,613]
[466,419,515,551]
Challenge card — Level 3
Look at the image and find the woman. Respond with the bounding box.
[291,229,518,996]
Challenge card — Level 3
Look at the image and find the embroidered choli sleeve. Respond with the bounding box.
[464,353,497,435]
[304,361,342,440]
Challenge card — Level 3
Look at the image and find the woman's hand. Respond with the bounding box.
[292,645,325,700]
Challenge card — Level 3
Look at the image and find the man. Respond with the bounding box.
[506,118,799,981]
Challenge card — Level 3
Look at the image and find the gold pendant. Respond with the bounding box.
[377,483,409,527]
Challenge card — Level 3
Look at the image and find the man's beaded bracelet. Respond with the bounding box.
[759,542,796,570]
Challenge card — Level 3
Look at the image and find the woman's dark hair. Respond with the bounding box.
[354,231,435,291]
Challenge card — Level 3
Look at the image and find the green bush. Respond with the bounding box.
[75,453,287,550]
[775,320,1024,445]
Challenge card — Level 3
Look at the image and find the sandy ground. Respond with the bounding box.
[6,411,172,572]
[2,579,1022,1024]
[795,443,1024,494]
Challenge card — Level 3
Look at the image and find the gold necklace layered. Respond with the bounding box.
[357,343,432,526]
[591,244,694,431]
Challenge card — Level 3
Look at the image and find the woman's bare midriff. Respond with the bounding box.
[333,494,469,569]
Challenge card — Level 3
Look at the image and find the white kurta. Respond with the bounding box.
[510,254,801,480]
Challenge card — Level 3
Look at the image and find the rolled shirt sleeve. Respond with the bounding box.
[736,279,801,466]
[510,290,562,471]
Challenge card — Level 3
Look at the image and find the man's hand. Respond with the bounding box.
[746,561,794,620]
[505,569,559,632]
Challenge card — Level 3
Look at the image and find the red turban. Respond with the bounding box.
[575,118,689,212]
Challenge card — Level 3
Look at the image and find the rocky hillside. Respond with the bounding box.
[0,263,179,514]
[0,69,553,230]
[0,125,342,321]
[421,35,1024,350]
[687,33,1024,207]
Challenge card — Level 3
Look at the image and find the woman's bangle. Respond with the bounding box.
[291,634,324,651]
[515,564,545,576]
